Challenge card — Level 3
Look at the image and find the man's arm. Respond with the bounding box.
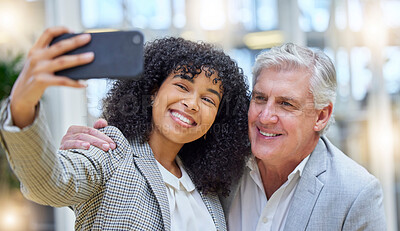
[342,177,386,230]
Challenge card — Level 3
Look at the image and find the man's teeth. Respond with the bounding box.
[260,131,279,137]
[172,112,193,125]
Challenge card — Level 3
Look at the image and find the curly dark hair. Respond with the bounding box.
[102,37,251,196]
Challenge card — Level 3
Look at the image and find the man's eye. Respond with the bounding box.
[253,96,265,101]
[281,101,293,107]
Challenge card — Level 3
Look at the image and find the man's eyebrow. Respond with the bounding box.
[278,96,301,106]
[207,88,222,101]
[279,96,295,102]
[251,90,264,96]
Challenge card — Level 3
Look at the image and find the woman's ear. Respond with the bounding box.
[314,102,333,132]
[150,94,156,106]
[150,89,159,107]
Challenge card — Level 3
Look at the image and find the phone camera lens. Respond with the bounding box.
[132,34,142,45]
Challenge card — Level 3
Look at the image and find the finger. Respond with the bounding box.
[67,126,110,142]
[47,33,92,59]
[60,140,90,150]
[72,133,112,151]
[34,75,87,88]
[49,51,94,73]
[32,27,70,50]
[66,125,98,134]
[86,128,115,147]
[93,119,108,129]
[92,121,116,149]
[66,126,115,147]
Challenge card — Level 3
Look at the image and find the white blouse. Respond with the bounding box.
[156,158,216,231]
[228,155,310,231]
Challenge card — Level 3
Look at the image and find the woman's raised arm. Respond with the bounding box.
[10,26,94,128]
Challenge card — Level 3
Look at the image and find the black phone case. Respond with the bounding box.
[50,31,144,79]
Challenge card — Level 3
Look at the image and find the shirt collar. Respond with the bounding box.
[246,154,311,179]
[156,157,196,192]
[292,154,310,177]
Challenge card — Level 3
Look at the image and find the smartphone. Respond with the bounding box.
[50,30,144,79]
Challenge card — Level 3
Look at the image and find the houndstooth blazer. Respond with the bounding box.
[0,101,227,231]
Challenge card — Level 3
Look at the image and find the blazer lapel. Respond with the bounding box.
[283,139,327,231]
[199,191,227,231]
[131,140,171,231]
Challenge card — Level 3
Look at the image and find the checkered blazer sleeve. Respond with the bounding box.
[0,100,127,207]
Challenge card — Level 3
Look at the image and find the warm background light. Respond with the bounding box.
[2,212,18,228]
[0,202,27,231]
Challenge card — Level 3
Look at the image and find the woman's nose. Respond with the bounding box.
[182,97,199,112]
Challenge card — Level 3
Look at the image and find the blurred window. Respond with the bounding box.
[229,0,256,30]
[336,47,351,99]
[229,0,278,31]
[381,0,400,28]
[81,0,124,28]
[350,47,372,101]
[298,0,331,32]
[172,0,186,29]
[229,48,254,88]
[127,0,171,29]
[348,0,363,31]
[384,47,400,94]
[200,0,226,30]
[256,0,278,31]
[335,0,347,30]
[86,79,112,118]
[81,0,174,29]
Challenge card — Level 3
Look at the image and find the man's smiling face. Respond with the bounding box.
[248,68,321,165]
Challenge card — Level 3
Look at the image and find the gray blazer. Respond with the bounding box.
[0,104,226,230]
[223,137,386,231]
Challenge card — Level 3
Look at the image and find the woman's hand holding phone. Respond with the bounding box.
[10,26,94,129]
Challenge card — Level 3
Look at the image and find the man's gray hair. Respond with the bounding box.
[252,43,337,135]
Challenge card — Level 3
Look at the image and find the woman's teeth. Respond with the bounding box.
[172,111,193,125]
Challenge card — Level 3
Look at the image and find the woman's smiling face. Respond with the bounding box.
[150,71,223,145]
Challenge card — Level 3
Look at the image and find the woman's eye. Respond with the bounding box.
[175,84,188,91]
[202,97,216,106]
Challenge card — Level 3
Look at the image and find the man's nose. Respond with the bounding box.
[258,103,278,124]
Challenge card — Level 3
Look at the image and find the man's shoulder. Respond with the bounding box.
[314,136,379,192]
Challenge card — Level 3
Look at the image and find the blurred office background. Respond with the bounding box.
[0,0,399,230]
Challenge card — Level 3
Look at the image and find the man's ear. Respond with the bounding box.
[314,102,333,132]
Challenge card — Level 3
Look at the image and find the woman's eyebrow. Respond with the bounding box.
[173,75,194,83]
[172,75,221,100]
[207,88,222,101]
